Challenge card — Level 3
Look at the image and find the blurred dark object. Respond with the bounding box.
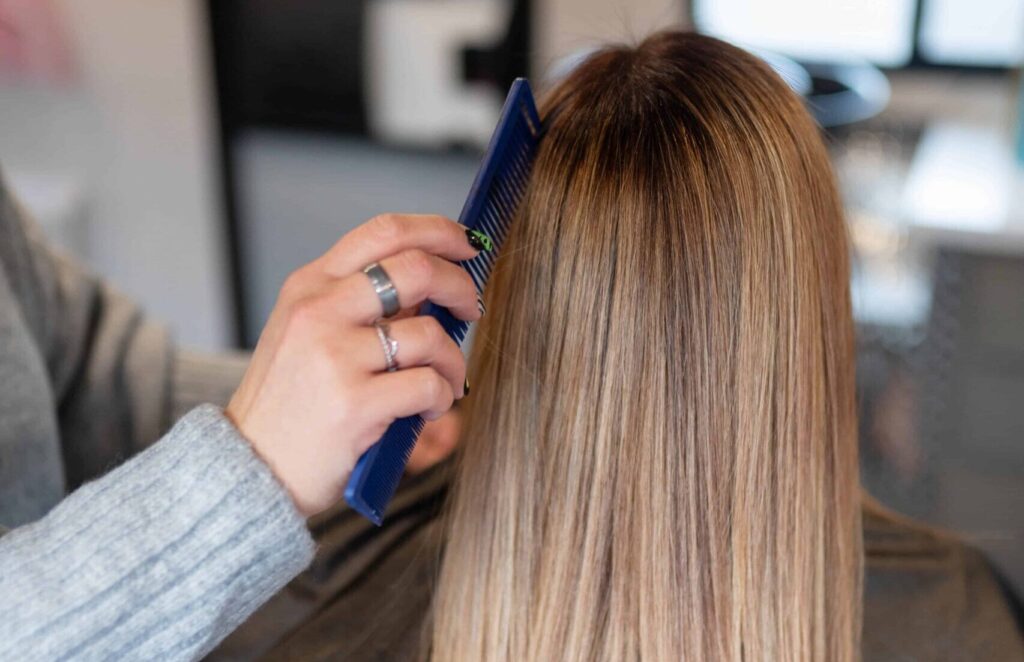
[207,0,369,134]
[461,0,531,92]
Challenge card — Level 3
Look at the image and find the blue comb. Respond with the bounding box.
[344,78,542,525]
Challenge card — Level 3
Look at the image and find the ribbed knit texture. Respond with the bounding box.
[0,404,316,661]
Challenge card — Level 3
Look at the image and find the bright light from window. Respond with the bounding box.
[920,0,1024,66]
[694,0,917,66]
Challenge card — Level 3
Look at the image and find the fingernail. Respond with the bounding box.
[476,293,486,317]
[466,229,493,252]
[463,377,470,397]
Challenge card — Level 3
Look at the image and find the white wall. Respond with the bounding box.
[0,0,232,349]
[534,0,688,76]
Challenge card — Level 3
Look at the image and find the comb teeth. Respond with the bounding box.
[344,415,426,525]
[345,79,541,525]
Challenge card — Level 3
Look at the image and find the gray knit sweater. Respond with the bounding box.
[0,173,315,660]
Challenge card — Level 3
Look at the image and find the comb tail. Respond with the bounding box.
[344,414,425,526]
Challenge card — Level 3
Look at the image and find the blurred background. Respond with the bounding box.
[0,0,1022,598]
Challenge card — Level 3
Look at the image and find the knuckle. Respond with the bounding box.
[287,296,320,328]
[368,214,404,243]
[280,268,308,300]
[401,248,433,282]
[418,316,446,350]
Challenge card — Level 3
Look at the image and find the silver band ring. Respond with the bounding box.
[362,262,400,318]
[373,320,400,372]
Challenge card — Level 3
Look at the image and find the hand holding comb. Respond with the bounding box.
[344,78,543,525]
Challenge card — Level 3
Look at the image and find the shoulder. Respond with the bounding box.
[862,496,1024,661]
[211,461,452,660]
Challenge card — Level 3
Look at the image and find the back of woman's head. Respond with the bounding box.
[432,31,861,662]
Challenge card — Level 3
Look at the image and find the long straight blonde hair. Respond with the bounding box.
[431,31,861,661]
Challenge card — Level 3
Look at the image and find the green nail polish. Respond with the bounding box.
[466,229,493,252]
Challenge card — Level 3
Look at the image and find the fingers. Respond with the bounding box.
[406,409,462,474]
[341,248,480,324]
[323,214,482,276]
[366,366,456,422]
[354,316,467,398]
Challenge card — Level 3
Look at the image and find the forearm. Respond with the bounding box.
[0,405,314,661]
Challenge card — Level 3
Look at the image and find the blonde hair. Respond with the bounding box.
[431,31,862,661]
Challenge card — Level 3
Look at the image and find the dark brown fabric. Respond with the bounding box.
[208,464,451,662]
[861,497,1024,661]
[209,472,1024,661]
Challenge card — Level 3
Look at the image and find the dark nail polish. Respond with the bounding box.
[466,229,493,252]
[463,377,470,397]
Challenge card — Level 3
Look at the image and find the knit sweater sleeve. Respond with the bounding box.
[0,404,316,661]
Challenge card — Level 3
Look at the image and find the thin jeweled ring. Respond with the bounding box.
[373,320,400,372]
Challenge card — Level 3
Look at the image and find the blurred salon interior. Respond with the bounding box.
[1,0,1023,615]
